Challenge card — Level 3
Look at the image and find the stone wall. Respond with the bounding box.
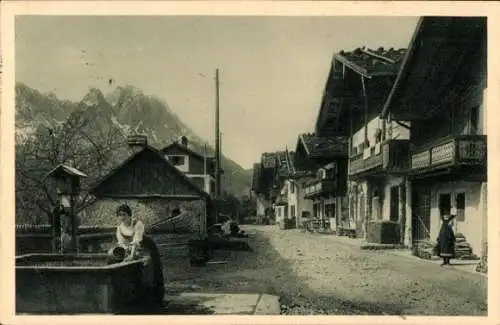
[79,197,207,234]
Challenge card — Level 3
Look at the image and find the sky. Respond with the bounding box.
[16,16,419,169]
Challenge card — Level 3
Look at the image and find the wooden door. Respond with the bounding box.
[390,186,399,222]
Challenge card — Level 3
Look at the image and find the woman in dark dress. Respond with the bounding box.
[437,214,456,266]
[108,204,165,306]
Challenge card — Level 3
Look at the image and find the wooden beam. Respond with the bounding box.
[361,48,396,64]
[395,121,411,130]
[361,76,368,142]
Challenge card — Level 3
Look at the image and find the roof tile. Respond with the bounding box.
[300,133,349,157]
[336,47,407,76]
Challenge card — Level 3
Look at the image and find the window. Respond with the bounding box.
[284,206,288,218]
[210,180,215,194]
[455,192,465,222]
[439,193,451,216]
[290,183,295,194]
[170,156,186,166]
[290,205,296,217]
[325,166,336,179]
[325,204,335,218]
[469,106,479,135]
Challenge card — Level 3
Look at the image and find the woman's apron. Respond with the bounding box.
[118,228,156,288]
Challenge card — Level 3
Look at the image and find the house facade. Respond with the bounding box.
[271,150,296,227]
[381,17,487,255]
[160,136,217,196]
[315,47,408,239]
[288,172,316,228]
[295,133,349,232]
[274,183,288,227]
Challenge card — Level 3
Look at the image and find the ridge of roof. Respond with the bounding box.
[161,141,214,163]
[89,144,209,198]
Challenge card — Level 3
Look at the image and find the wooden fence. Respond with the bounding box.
[16,224,199,258]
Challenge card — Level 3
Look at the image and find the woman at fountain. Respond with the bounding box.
[108,204,165,305]
[114,204,145,261]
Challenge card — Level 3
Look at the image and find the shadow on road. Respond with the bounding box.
[152,226,413,315]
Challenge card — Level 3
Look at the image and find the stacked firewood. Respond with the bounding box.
[454,233,475,259]
[476,241,488,274]
[412,240,435,259]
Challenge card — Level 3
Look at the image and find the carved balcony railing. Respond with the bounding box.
[349,139,410,177]
[410,135,487,173]
[303,179,336,199]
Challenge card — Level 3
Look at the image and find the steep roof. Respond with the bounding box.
[251,163,261,191]
[89,144,209,199]
[315,46,407,137]
[45,164,88,179]
[381,17,486,120]
[298,133,349,158]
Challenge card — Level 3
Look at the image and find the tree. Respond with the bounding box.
[15,108,125,224]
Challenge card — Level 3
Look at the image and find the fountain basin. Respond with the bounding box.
[16,253,152,314]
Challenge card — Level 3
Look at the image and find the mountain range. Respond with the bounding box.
[15,82,252,198]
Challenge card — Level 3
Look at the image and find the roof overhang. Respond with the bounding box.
[381,17,486,120]
[315,53,400,137]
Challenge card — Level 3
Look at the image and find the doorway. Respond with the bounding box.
[390,186,399,222]
[357,193,365,237]
[439,193,451,217]
[412,184,431,242]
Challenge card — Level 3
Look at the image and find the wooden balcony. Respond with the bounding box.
[410,135,487,174]
[349,139,410,178]
[304,179,336,199]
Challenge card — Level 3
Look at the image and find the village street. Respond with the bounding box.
[164,225,487,316]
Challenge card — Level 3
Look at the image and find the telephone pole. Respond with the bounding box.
[215,69,221,223]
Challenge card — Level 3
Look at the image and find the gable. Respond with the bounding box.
[162,143,207,163]
[163,143,193,157]
[91,148,204,198]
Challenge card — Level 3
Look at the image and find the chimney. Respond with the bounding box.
[127,134,148,153]
[179,136,188,148]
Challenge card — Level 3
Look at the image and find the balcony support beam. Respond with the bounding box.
[361,75,369,144]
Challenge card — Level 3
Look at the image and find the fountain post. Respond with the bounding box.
[46,164,88,253]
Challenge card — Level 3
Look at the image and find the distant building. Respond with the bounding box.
[251,163,271,223]
[294,133,349,232]
[160,136,220,196]
[251,151,283,223]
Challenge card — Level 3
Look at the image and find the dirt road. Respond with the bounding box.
[163,225,487,316]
